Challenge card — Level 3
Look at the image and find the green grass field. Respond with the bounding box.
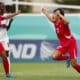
[0,62,80,80]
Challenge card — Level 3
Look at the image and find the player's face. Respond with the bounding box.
[53,11,59,22]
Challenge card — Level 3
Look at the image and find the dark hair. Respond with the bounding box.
[5,5,12,13]
[53,8,64,16]
[0,2,3,5]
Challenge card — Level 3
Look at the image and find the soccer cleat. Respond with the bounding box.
[66,59,70,68]
[6,74,16,78]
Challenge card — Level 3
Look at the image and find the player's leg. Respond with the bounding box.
[70,52,80,73]
[52,50,69,61]
[5,51,15,78]
[52,44,69,61]
[70,59,80,73]
[0,43,9,76]
[0,51,9,75]
[2,42,11,74]
[52,45,70,68]
[2,42,15,78]
[6,51,10,73]
[69,38,80,73]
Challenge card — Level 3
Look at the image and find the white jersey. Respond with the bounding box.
[0,13,11,50]
[1,13,10,43]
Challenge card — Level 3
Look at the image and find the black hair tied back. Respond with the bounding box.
[53,8,64,16]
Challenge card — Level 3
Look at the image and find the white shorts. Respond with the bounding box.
[1,41,9,51]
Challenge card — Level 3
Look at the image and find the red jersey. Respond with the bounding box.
[0,16,5,26]
[53,19,72,43]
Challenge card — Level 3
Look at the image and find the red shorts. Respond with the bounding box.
[0,43,5,52]
[56,37,78,60]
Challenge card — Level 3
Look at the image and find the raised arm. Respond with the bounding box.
[4,10,21,19]
[56,10,69,24]
[41,8,54,22]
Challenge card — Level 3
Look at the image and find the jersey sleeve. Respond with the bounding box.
[61,20,68,27]
[0,16,5,20]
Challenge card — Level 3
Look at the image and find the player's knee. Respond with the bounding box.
[52,54,60,60]
[52,51,61,60]
[52,54,57,60]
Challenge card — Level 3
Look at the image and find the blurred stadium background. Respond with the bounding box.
[0,0,80,80]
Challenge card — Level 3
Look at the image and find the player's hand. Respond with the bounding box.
[16,10,21,14]
[15,10,21,15]
[41,8,47,14]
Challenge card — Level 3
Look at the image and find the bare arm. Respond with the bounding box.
[4,11,21,19]
[57,10,69,24]
[41,8,54,22]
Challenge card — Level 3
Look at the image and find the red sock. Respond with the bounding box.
[55,55,69,61]
[3,58,9,75]
[73,64,80,73]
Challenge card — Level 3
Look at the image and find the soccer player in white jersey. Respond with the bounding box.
[0,2,21,78]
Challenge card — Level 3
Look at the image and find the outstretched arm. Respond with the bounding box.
[4,10,21,19]
[41,8,54,22]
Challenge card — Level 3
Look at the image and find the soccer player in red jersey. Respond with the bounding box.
[0,3,21,78]
[41,8,80,73]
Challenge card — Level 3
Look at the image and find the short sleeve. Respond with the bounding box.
[61,19,68,27]
[0,16,5,20]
